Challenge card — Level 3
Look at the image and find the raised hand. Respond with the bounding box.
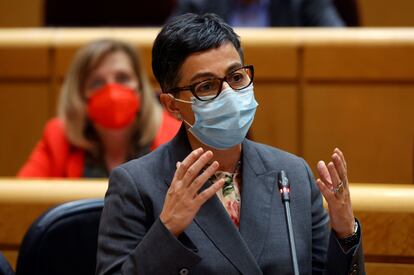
[160,147,225,236]
[315,148,355,239]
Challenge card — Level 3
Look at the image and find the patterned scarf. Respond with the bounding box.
[211,161,242,227]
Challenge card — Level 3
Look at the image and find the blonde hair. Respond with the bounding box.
[58,39,162,154]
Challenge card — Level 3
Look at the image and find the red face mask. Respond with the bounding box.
[87,83,140,129]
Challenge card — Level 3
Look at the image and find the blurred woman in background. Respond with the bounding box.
[18,39,181,178]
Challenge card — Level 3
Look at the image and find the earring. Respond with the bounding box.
[176,113,182,120]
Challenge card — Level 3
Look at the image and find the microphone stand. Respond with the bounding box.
[278,170,299,275]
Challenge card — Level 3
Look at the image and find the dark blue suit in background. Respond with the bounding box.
[171,0,344,27]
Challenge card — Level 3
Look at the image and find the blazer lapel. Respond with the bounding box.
[194,192,262,275]
[239,140,278,261]
[163,125,193,182]
[162,129,262,274]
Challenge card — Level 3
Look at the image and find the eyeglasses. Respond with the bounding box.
[167,65,254,101]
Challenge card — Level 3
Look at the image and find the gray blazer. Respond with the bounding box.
[171,0,344,27]
[96,127,364,274]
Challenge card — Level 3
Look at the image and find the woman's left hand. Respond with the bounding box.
[315,148,355,238]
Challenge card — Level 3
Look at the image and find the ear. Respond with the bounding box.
[160,93,181,120]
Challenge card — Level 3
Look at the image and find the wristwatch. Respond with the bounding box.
[338,221,359,251]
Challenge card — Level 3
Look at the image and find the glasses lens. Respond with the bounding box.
[227,67,252,90]
[194,79,222,100]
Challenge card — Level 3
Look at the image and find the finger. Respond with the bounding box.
[182,150,214,186]
[332,153,348,186]
[196,178,225,205]
[316,178,334,202]
[327,161,342,189]
[174,148,204,181]
[334,148,347,170]
[316,161,333,189]
[189,161,220,196]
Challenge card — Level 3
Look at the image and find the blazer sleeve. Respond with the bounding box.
[302,159,365,275]
[17,118,66,177]
[17,136,54,177]
[96,166,201,275]
[325,220,365,275]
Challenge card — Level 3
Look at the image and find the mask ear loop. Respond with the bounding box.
[167,94,194,128]
[168,93,192,104]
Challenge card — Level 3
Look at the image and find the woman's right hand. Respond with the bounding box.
[160,147,225,236]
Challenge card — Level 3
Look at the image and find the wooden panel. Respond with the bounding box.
[108,31,155,75]
[54,45,155,80]
[244,45,297,80]
[0,84,50,176]
[53,28,299,81]
[224,29,299,80]
[54,29,116,78]
[113,28,160,82]
[359,0,414,27]
[0,47,49,78]
[356,211,414,258]
[53,29,157,78]
[250,83,298,154]
[0,204,54,245]
[54,46,78,78]
[117,28,300,81]
[366,263,414,275]
[0,0,42,27]
[303,44,414,80]
[135,45,155,82]
[303,84,414,183]
[1,28,414,183]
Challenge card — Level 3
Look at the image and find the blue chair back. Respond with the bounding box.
[15,199,104,275]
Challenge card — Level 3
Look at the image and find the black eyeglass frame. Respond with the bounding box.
[166,65,254,101]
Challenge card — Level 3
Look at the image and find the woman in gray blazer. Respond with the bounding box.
[96,13,364,275]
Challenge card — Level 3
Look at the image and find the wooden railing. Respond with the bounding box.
[0,179,413,274]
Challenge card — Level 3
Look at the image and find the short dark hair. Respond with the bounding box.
[152,13,244,92]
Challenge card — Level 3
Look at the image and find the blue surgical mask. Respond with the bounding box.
[173,84,258,149]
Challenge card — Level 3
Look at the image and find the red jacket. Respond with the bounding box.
[18,111,181,178]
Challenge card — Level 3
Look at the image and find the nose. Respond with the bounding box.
[107,77,117,84]
[222,81,231,90]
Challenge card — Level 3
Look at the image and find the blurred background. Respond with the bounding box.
[1,0,414,27]
[0,0,414,274]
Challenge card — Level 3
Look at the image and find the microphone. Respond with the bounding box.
[278,170,299,275]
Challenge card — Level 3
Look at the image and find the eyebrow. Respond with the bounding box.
[189,62,243,83]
